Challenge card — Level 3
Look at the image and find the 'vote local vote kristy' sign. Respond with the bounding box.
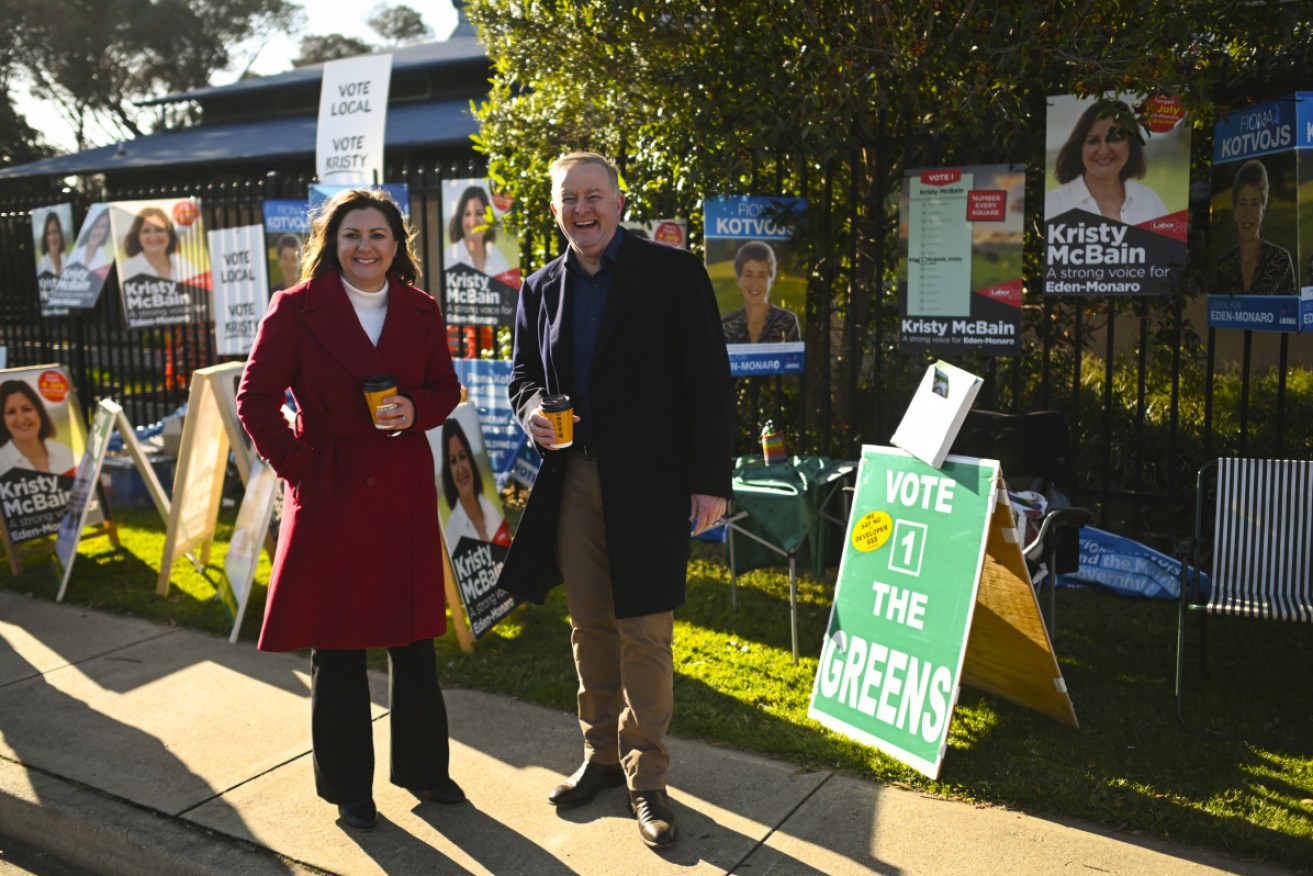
[809,446,998,779]
[316,54,393,186]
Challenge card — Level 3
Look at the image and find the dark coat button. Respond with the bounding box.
[366,476,376,486]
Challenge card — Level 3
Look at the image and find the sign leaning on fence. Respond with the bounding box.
[220,458,278,644]
[808,445,1077,779]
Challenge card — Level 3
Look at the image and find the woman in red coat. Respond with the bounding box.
[236,188,463,832]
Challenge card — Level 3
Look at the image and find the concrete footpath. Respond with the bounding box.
[0,590,1291,876]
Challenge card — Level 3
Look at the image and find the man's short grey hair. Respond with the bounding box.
[550,152,621,192]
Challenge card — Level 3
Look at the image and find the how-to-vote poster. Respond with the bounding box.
[898,165,1024,354]
[316,53,392,186]
[1043,94,1190,296]
[705,196,807,376]
[50,203,114,311]
[809,447,998,778]
[108,198,211,329]
[427,401,515,639]
[0,366,85,544]
[309,183,411,219]
[442,178,521,327]
[207,225,270,356]
[30,203,74,317]
[263,200,310,294]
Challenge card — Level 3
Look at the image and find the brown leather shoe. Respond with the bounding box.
[629,789,677,850]
[548,761,625,807]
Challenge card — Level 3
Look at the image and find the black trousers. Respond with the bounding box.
[310,638,450,804]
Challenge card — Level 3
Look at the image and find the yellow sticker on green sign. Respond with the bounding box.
[851,510,892,552]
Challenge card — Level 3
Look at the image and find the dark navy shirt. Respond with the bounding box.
[566,229,624,445]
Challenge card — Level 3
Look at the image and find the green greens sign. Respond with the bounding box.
[808,445,998,778]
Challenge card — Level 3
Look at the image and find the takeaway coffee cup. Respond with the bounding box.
[363,374,399,430]
[540,394,573,449]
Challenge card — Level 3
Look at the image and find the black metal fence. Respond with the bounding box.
[2,162,1310,549]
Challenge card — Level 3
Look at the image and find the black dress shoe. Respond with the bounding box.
[422,777,466,805]
[548,761,625,807]
[337,799,377,832]
[629,789,677,850]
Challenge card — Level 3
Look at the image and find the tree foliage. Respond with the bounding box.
[9,0,301,149]
[293,4,435,66]
[465,0,1313,453]
[367,3,434,44]
[292,34,377,67]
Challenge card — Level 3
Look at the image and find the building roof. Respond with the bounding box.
[0,38,487,181]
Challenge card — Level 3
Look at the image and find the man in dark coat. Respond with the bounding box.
[499,152,733,851]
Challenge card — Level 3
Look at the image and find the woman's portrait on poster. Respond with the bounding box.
[36,212,67,278]
[75,208,113,271]
[1045,99,1168,225]
[1214,159,1297,295]
[120,206,198,281]
[721,240,801,344]
[445,185,510,277]
[441,416,510,548]
[0,380,75,477]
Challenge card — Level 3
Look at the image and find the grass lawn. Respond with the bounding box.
[3,506,1311,873]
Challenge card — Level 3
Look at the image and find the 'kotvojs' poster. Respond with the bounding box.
[1206,93,1313,333]
[1043,94,1190,296]
[442,178,522,328]
[704,195,807,377]
[30,203,75,317]
[263,200,310,294]
[108,198,211,329]
[898,165,1024,355]
[50,203,115,311]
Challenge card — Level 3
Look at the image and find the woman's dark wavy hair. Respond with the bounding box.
[1054,99,1147,185]
[0,380,56,446]
[440,416,482,509]
[447,185,497,244]
[302,188,421,286]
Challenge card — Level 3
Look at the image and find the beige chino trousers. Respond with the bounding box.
[556,450,674,791]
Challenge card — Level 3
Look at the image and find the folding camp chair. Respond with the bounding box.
[949,410,1092,635]
[1175,458,1313,738]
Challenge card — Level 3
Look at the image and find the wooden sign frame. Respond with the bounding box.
[157,362,248,596]
[55,399,169,600]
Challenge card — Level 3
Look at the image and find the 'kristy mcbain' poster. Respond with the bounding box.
[30,203,74,317]
[442,178,521,327]
[0,366,86,545]
[108,198,211,329]
[50,203,115,311]
[1043,94,1190,296]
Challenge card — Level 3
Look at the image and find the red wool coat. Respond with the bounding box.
[236,271,460,652]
